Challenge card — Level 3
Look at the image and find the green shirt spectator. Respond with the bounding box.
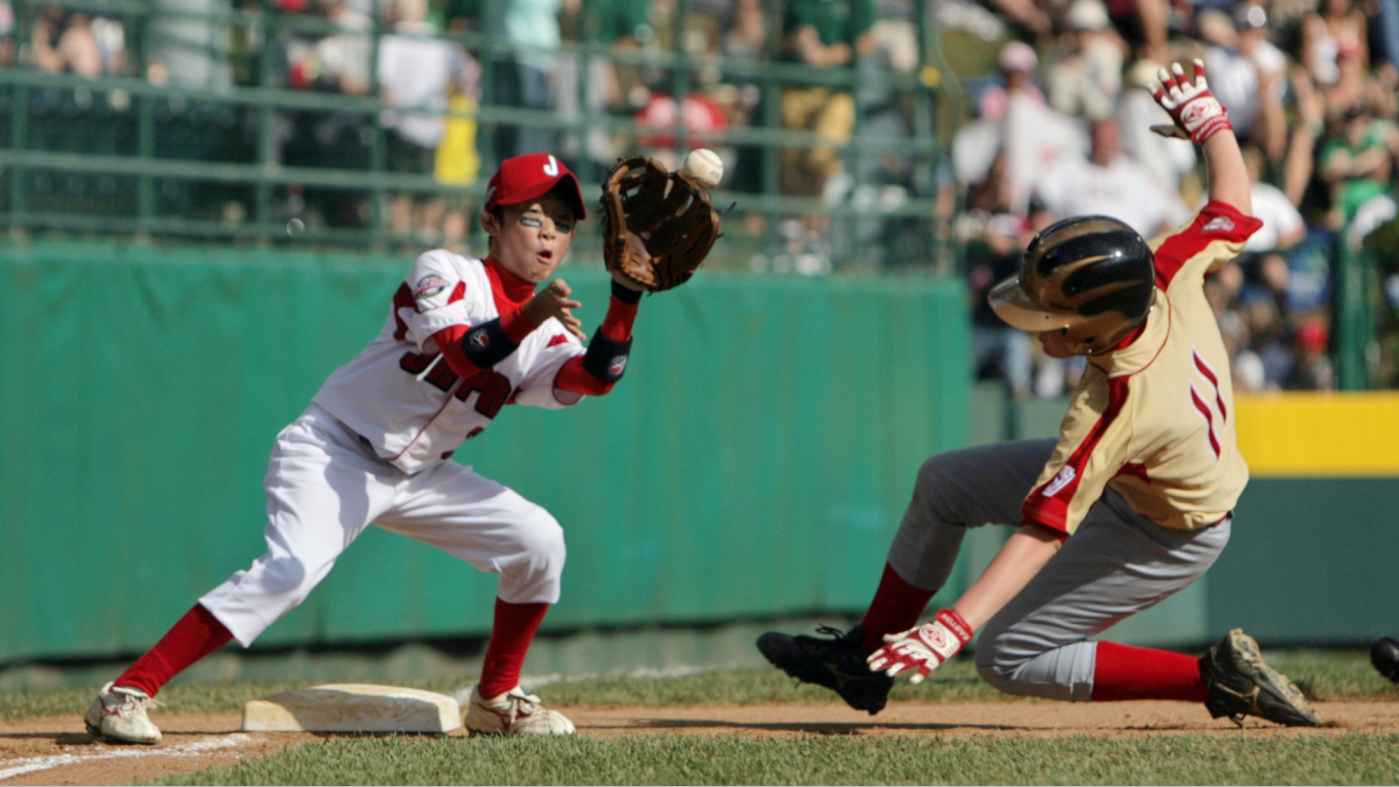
[782,0,874,64]
[589,0,652,45]
[1321,111,1394,224]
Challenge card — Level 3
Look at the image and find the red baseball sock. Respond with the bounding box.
[1091,640,1208,702]
[478,598,550,699]
[860,563,935,652]
[114,604,233,697]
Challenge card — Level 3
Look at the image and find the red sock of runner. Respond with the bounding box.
[478,598,551,699]
[1091,640,1208,702]
[860,563,935,652]
[114,604,233,697]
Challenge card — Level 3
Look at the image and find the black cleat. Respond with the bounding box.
[1371,637,1399,684]
[1200,628,1320,727]
[756,625,894,715]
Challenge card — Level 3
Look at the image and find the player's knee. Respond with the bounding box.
[913,453,961,518]
[973,623,1035,695]
[515,506,567,577]
[255,555,310,598]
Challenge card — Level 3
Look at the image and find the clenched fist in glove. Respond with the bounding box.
[867,609,974,684]
[1150,59,1233,146]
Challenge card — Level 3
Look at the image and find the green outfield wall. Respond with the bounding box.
[4,246,1394,663]
[0,244,971,662]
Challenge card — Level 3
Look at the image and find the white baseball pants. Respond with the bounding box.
[887,439,1230,701]
[201,404,565,647]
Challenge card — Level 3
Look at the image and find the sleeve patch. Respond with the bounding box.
[412,274,457,311]
[547,334,570,348]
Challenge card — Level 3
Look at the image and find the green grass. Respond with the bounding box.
[4,650,1395,722]
[147,733,1399,786]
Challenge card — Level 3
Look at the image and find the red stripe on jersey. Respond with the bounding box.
[547,334,569,348]
[1154,201,1263,289]
[1021,376,1131,534]
[1189,386,1221,458]
[1192,351,1227,421]
[448,280,466,304]
[392,283,414,341]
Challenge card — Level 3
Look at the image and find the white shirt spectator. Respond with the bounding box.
[1244,182,1306,252]
[1117,78,1197,192]
[1034,154,1188,238]
[1203,41,1286,136]
[377,22,468,149]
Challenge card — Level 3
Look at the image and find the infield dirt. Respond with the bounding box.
[3,699,1398,785]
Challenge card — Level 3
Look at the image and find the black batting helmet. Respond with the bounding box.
[988,215,1155,354]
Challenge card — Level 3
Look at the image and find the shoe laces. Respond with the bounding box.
[106,687,161,718]
[814,624,851,640]
[505,687,541,712]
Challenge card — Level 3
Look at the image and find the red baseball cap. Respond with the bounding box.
[485,152,587,220]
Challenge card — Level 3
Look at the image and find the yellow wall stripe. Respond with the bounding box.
[1235,393,1399,476]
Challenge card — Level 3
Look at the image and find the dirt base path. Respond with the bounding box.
[4,699,1397,785]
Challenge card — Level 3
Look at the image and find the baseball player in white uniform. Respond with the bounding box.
[86,152,645,742]
[759,62,1320,727]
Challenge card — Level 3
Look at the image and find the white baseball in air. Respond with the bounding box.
[682,148,724,189]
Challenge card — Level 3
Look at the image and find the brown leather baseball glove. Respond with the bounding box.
[600,156,720,292]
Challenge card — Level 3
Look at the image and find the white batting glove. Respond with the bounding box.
[1150,59,1233,146]
[866,609,974,684]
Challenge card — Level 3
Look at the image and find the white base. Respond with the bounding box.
[241,683,462,733]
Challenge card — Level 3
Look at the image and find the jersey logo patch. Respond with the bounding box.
[1202,216,1235,234]
[1042,466,1076,497]
[412,274,452,310]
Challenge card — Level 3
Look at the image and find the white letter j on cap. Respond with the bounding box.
[543,155,559,177]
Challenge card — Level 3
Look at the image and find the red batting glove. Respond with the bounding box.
[866,609,974,684]
[1151,59,1233,146]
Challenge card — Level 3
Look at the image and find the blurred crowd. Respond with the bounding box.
[947,0,1399,395]
[6,0,1399,393]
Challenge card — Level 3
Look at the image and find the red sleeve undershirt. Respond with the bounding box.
[553,294,640,396]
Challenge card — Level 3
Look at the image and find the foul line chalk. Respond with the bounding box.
[0,733,252,781]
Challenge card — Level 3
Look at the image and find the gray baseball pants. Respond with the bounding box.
[887,439,1230,701]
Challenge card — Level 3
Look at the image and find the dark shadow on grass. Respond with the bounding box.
[610,718,1024,735]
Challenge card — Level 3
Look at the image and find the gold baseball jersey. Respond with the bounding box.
[1021,201,1263,536]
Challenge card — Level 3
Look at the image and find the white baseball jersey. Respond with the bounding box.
[314,250,585,475]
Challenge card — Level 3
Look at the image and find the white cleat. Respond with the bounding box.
[464,685,575,736]
[84,682,162,744]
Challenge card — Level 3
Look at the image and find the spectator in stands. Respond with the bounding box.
[977,40,1045,122]
[487,0,577,158]
[1103,0,1169,65]
[378,0,473,242]
[0,2,13,67]
[1202,4,1287,162]
[778,0,874,197]
[1117,58,1196,193]
[1033,117,1187,237]
[1047,0,1125,121]
[960,150,1043,398]
[1285,317,1337,389]
[1241,144,1308,254]
[147,0,234,89]
[1302,0,1368,88]
[32,6,115,77]
[1319,104,1396,234]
